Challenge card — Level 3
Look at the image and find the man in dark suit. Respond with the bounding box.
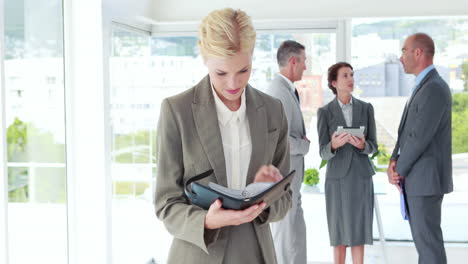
[387,33,453,264]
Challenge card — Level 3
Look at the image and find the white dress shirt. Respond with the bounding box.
[338,97,353,127]
[211,84,252,190]
[408,64,435,103]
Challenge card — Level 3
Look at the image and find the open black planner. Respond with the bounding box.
[184,170,296,210]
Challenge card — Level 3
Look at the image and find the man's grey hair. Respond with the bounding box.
[277,40,305,67]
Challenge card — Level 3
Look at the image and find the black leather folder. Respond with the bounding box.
[184,170,295,210]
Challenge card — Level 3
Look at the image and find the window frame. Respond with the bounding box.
[0,0,10,262]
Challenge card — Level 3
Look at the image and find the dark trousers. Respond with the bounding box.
[407,195,447,264]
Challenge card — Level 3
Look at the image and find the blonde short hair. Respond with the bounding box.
[198,8,256,58]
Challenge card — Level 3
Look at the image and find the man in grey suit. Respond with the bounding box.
[388,33,453,264]
[267,40,310,264]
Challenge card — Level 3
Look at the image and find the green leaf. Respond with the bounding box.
[370,150,380,160]
[319,159,327,169]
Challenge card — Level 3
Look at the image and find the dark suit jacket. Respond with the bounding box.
[391,69,453,196]
[317,97,377,179]
[154,75,292,264]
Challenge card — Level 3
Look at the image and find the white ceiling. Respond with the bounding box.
[150,0,468,22]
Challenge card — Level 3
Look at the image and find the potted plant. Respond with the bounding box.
[303,168,320,193]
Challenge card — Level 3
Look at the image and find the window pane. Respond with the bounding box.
[110,28,173,264]
[352,17,468,243]
[252,32,337,262]
[4,0,67,263]
[110,29,338,263]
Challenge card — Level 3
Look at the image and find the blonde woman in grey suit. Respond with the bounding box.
[155,8,292,264]
[317,62,378,264]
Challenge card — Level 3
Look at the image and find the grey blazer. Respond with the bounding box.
[267,74,310,156]
[317,97,377,179]
[155,75,292,264]
[391,69,453,196]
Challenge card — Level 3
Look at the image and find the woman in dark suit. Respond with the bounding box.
[317,62,378,264]
[155,8,292,264]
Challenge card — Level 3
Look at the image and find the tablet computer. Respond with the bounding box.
[336,126,365,137]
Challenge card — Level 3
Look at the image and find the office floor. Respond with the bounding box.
[301,180,468,264]
[7,184,467,264]
[308,242,468,264]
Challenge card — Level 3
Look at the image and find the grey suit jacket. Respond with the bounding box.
[267,75,310,157]
[155,75,292,264]
[317,97,377,179]
[391,69,453,196]
[267,75,310,264]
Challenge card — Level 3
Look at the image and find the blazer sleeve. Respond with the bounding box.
[358,103,378,155]
[391,105,408,160]
[395,82,450,177]
[284,100,310,156]
[256,101,292,225]
[269,86,309,156]
[154,99,218,254]
[317,107,336,160]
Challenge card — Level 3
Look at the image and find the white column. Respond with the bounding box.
[63,0,112,263]
[336,19,352,63]
[0,0,10,262]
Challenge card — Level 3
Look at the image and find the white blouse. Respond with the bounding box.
[338,97,353,127]
[211,84,252,190]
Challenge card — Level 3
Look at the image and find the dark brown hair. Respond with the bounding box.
[327,62,353,95]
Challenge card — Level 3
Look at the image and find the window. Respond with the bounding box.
[110,27,196,264]
[352,17,468,243]
[253,32,338,262]
[108,29,338,262]
[4,0,67,263]
[109,20,468,261]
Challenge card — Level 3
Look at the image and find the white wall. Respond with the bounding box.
[151,0,468,22]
